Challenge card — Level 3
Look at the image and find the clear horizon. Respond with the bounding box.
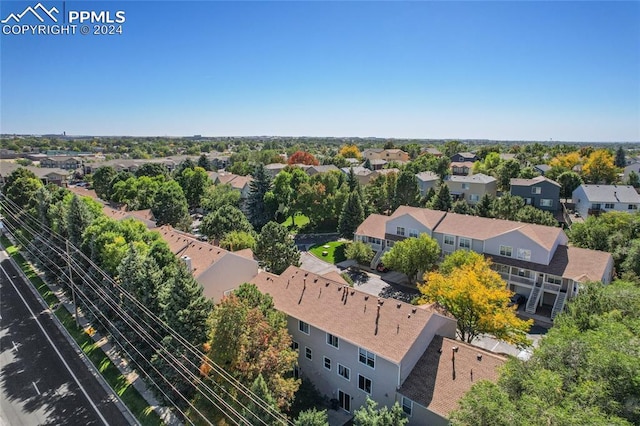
[1,1,639,142]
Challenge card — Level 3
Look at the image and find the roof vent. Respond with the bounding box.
[325,282,330,287]
[477,354,482,361]
[364,295,369,301]
[397,303,402,309]
[411,308,417,314]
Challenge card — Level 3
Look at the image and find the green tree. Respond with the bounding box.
[353,397,408,426]
[152,180,190,229]
[495,159,521,191]
[626,170,640,188]
[200,205,253,241]
[419,251,532,346]
[491,194,524,221]
[135,162,169,179]
[452,199,476,215]
[434,156,451,181]
[620,239,640,278]
[392,170,421,209]
[197,154,212,171]
[428,184,451,211]
[176,166,210,208]
[4,174,43,209]
[66,195,96,247]
[92,166,117,200]
[200,183,241,212]
[255,221,300,274]
[295,408,328,426]
[556,171,583,199]
[450,381,517,426]
[345,241,375,265]
[241,374,283,426]
[338,191,365,239]
[614,146,626,168]
[271,170,294,222]
[220,230,256,252]
[381,233,440,283]
[514,205,558,226]
[247,164,275,230]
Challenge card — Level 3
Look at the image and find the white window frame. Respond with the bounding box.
[408,228,418,238]
[517,248,531,261]
[323,356,331,371]
[444,235,454,246]
[629,204,638,210]
[337,363,350,381]
[396,226,405,236]
[358,348,376,369]
[291,341,299,351]
[499,245,512,257]
[305,346,312,360]
[402,397,413,416]
[358,374,372,394]
[326,333,339,349]
[461,183,469,190]
[298,320,309,335]
[459,238,471,249]
[540,199,553,207]
[604,203,614,209]
[532,187,542,194]
[469,194,480,202]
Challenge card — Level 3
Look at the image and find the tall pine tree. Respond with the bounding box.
[338,191,365,239]
[247,163,275,230]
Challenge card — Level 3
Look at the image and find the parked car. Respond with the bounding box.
[508,294,526,308]
[376,263,389,273]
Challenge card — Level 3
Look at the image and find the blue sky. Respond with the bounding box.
[1,1,639,141]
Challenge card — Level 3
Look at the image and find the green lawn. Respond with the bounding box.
[56,308,162,426]
[309,241,347,264]
[280,213,310,233]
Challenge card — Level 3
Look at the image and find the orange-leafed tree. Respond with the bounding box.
[339,144,362,159]
[287,150,319,166]
[582,149,619,184]
[418,250,532,347]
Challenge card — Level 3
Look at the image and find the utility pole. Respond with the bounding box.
[66,240,79,328]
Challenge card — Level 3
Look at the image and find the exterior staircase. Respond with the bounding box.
[551,291,568,320]
[525,283,544,314]
[370,249,384,270]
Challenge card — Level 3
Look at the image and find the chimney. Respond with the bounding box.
[180,255,192,272]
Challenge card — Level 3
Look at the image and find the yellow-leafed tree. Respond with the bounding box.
[582,149,619,184]
[417,251,532,347]
[339,144,362,159]
[549,151,581,170]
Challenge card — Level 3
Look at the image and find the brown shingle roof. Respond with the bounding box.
[489,245,613,282]
[399,336,506,418]
[251,266,448,364]
[390,206,447,230]
[68,185,100,201]
[355,214,389,240]
[510,175,560,188]
[435,212,564,251]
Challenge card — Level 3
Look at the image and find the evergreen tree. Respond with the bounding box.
[66,195,95,247]
[200,205,254,241]
[255,221,300,274]
[392,170,420,209]
[476,193,494,217]
[452,199,476,215]
[363,158,372,170]
[295,408,329,426]
[197,154,212,171]
[247,163,275,230]
[615,146,626,168]
[242,374,282,426]
[338,191,365,239]
[429,184,452,211]
[627,170,640,188]
[421,187,436,207]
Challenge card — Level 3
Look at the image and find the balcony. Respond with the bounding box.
[500,273,535,287]
[544,283,561,293]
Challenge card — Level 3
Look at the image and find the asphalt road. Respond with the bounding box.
[0,254,131,426]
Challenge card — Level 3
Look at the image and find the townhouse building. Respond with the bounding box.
[449,152,478,163]
[40,155,82,170]
[362,148,410,163]
[510,176,560,212]
[355,207,614,321]
[572,184,640,218]
[442,174,497,204]
[415,171,439,197]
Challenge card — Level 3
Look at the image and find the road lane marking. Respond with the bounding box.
[32,382,40,395]
[0,265,109,426]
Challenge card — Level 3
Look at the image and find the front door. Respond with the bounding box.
[338,390,351,412]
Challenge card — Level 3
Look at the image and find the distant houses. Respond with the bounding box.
[510,176,561,212]
[572,184,640,218]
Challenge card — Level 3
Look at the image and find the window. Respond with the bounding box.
[408,228,418,238]
[524,197,533,205]
[499,245,512,257]
[358,374,372,394]
[305,347,312,360]
[298,321,309,335]
[461,183,469,190]
[517,248,531,261]
[591,203,602,210]
[326,333,339,349]
[396,226,405,236]
[358,348,375,368]
[517,268,530,278]
[540,199,553,207]
[604,203,614,209]
[402,397,413,416]
[444,235,454,246]
[459,238,471,249]
[291,341,299,351]
[323,356,331,370]
[546,275,562,285]
[629,204,638,210]
[531,187,541,194]
[469,194,480,202]
[338,364,350,380]
[293,366,299,380]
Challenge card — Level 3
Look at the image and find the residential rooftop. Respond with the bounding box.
[510,175,560,188]
[576,184,640,203]
[446,173,496,184]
